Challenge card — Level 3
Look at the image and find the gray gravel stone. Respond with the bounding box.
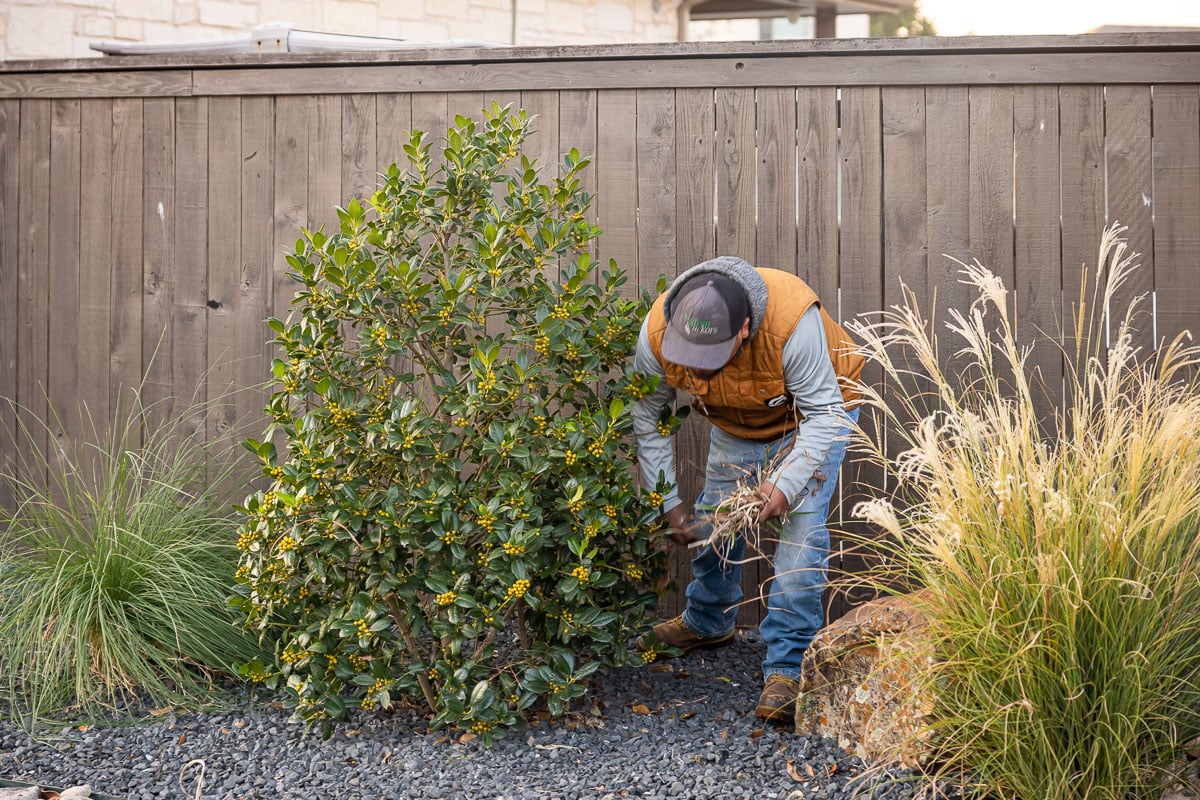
[0,632,941,800]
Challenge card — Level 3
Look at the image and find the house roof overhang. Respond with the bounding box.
[689,0,913,21]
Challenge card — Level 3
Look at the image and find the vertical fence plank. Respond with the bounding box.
[174,98,208,440]
[275,96,311,325]
[1104,86,1152,350]
[925,87,971,316]
[879,85,927,603]
[342,93,377,204]
[635,93,677,616]
[559,90,598,260]
[1013,85,1063,426]
[717,86,758,625]
[308,95,342,235]
[969,86,1015,289]
[596,90,638,284]
[1104,85,1155,351]
[797,87,838,292]
[376,93,412,176]
[838,87,884,338]
[110,98,143,418]
[142,97,175,416]
[0,100,18,510]
[715,87,756,264]
[1152,85,1200,353]
[522,90,563,276]
[206,97,242,457]
[240,96,275,454]
[881,84,928,421]
[675,88,715,272]
[47,99,81,460]
[755,87,796,272]
[521,90,561,181]
[1059,85,1106,356]
[636,89,676,289]
[832,85,884,621]
[78,99,113,432]
[882,88,928,306]
[666,87,716,619]
[17,100,51,465]
[411,93,448,174]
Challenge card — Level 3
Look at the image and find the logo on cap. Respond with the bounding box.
[661,273,750,372]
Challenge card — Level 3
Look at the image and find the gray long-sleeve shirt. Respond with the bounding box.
[632,304,845,512]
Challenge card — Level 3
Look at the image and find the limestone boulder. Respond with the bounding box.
[795,591,935,768]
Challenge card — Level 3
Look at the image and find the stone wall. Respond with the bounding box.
[0,0,682,61]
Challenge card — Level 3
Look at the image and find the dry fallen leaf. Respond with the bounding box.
[749,728,765,740]
[459,732,477,744]
[177,734,187,745]
[631,703,651,715]
[786,759,810,782]
[150,706,173,716]
[649,664,674,673]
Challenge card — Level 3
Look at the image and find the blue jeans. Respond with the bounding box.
[681,408,858,680]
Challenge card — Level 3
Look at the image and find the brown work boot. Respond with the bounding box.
[755,674,801,724]
[635,615,734,657]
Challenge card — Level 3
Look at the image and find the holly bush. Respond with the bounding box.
[232,105,670,740]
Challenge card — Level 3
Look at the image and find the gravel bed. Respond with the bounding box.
[0,632,933,800]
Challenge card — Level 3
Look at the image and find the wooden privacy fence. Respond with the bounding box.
[2,33,1199,624]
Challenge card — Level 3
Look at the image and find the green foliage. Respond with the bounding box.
[870,2,937,37]
[848,224,1200,798]
[233,105,668,741]
[0,393,266,725]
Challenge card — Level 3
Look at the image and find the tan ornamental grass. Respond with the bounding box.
[842,222,1200,799]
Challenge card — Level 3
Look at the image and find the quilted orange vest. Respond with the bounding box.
[647,268,864,441]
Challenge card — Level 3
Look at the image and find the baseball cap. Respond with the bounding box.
[662,274,750,371]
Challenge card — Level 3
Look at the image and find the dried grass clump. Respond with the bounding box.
[696,482,769,559]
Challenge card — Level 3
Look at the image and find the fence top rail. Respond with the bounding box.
[3,31,1199,75]
[1,33,1198,97]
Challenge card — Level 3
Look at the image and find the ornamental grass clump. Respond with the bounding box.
[846,224,1200,799]
[233,105,668,741]
[0,393,266,726]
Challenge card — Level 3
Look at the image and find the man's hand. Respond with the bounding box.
[665,504,696,545]
[757,481,790,524]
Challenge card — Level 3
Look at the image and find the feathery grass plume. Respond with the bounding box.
[0,391,268,727]
[843,223,1200,798]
